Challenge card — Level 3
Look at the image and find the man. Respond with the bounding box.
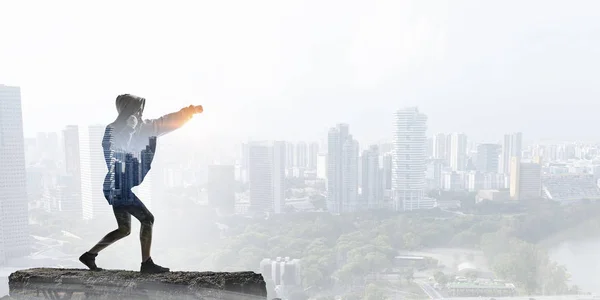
[79,94,202,273]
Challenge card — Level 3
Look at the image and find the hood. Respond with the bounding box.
[115,94,146,120]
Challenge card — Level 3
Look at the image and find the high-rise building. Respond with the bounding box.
[477,143,501,173]
[327,124,359,214]
[467,171,484,192]
[60,125,83,218]
[449,133,467,172]
[509,157,542,200]
[80,125,112,220]
[240,142,250,183]
[260,257,302,287]
[248,141,285,213]
[432,133,446,160]
[208,165,235,215]
[307,142,319,170]
[426,159,444,190]
[285,142,294,171]
[0,85,30,261]
[295,141,308,168]
[381,153,393,192]
[0,229,4,266]
[63,126,81,177]
[361,145,382,209]
[444,134,453,166]
[392,107,429,211]
[501,132,522,174]
[426,137,434,158]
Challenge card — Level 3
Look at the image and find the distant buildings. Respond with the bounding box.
[381,152,393,193]
[543,174,600,204]
[316,153,327,179]
[509,157,542,200]
[61,125,82,218]
[449,133,467,172]
[208,165,235,215]
[285,142,294,175]
[392,107,434,211]
[501,132,522,174]
[361,145,383,209]
[308,142,319,170]
[432,133,447,161]
[476,143,501,173]
[36,132,60,163]
[0,84,30,262]
[295,141,308,168]
[248,141,285,213]
[80,125,112,220]
[260,257,302,294]
[327,124,359,214]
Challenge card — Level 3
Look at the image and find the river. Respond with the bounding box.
[549,238,600,294]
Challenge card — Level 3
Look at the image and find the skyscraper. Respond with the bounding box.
[61,125,83,218]
[63,125,81,178]
[361,145,382,209]
[476,143,501,173]
[80,125,112,220]
[240,142,250,183]
[285,142,295,170]
[381,152,393,192]
[248,141,285,213]
[307,142,319,170]
[426,137,434,158]
[208,165,235,215]
[327,124,359,214]
[0,84,30,261]
[449,133,467,172]
[392,107,428,211]
[509,157,542,200]
[432,133,446,160]
[295,141,308,168]
[501,132,523,174]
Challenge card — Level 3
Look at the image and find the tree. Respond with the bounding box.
[433,271,449,285]
[402,232,421,250]
[363,284,387,300]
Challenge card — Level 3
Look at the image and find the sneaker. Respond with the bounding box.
[140,258,170,274]
[79,252,102,271]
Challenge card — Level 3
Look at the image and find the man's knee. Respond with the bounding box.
[117,226,131,237]
[141,213,154,227]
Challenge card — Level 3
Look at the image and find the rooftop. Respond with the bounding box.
[8,268,267,300]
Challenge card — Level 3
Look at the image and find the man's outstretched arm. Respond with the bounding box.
[144,105,202,137]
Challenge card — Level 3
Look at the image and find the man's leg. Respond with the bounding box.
[80,207,132,270]
[126,196,169,273]
[128,200,154,262]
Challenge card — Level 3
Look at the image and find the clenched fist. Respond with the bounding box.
[182,105,203,117]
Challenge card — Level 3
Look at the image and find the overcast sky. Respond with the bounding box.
[1,0,599,145]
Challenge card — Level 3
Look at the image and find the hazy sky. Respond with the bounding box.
[1,0,599,145]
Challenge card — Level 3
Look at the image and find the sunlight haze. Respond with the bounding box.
[2,0,599,144]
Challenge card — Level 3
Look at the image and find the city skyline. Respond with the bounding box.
[3,1,600,298]
[6,82,600,297]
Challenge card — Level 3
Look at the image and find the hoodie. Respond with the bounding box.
[102,94,194,206]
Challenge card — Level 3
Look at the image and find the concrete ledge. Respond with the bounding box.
[8,268,267,300]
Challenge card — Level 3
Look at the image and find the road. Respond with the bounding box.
[415,280,444,299]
